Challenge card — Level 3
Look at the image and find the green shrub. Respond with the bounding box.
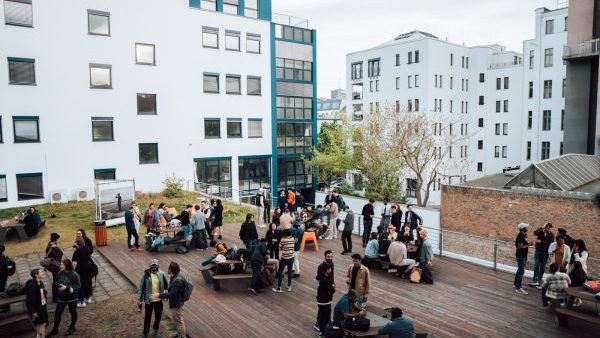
[162,175,184,198]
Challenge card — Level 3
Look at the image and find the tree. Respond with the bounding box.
[308,120,354,185]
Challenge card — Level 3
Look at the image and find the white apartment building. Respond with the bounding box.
[346,31,522,205]
[521,7,568,165]
[0,0,318,209]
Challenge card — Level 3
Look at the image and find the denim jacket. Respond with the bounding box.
[137,269,168,304]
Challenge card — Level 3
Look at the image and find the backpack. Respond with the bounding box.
[178,275,193,302]
[5,256,16,276]
[344,316,370,332]
[255,193,262,206]
[176,245,188,254]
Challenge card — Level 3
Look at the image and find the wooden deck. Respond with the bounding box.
[98,225,598,338]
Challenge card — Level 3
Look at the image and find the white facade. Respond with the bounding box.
[521,7,568,166]
[0,0,317,209]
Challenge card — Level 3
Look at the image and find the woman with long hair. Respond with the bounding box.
[568,239,588,275]
[72,237,94,307]
[45,233,63,303]
[238,214,258,248]
[47,259,80,337]
[75,229,93,250]
[271,207,281,228]
[213,199,224,240]
[26,268,48,338]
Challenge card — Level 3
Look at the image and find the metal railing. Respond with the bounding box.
[488,59,523,70]
[563,38,600,59]
[272,12,309,28]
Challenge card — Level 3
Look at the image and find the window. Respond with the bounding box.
[450,77,453,90]
[88,10,110,36]
[562,78,566,98]
[7,57,35,85]
[478,118,484,127]
[202,27,219,48]
[226,119,242,138]
[529,50,534,69]
[225,30,241,51]
[91,117,114,141]
[246,34,261,53]
[450,54,454,66]
[528,81,533,98]
[89,63,112,88]
[0,175,6,202]
[408,76,412,88]
[415,99,420,111]
[375,80,379,92]
[13,116,39,142]
[223,0,239,14]
[449,123,453,136]
[502,123,508,135]
[276,96,313,121]
[543,110,551,131]
[495,101,501,113]
[352,83,363,100]
[478,140,483,149]
[94,169,116,180]
[406,179,417,198]
[225,75,241,94]
[545,19,554,34]
[395,54,400,66]
[461,79,464,91]
[494,146,500,158]
[201,0,216,11]
[479,73,484,82]
[543,80,552,99]
[503,77,509,89]
[395,77,400,90]
[462,56,465,68]
[276,121,313,154]
[528,111,532,129]
[195,158,232,197]
[414,50,420,63]
[408,51,412,64]
[246,76,261,95]
[351,62,363,80]
[245,0,258,18]
[479,96,484,105]
[408,99,413,112]
[135,43,155,65]
[248,119,262,138]
[275,24,312,43]
[203,73,219,93]
[414,74,419,87]
[496,78,501,90]
[561,109,565,131]
[16,173,43,200]
[477,163,483,172]
[503,100,508,112]
[466,57,469,69]
[465,102,468,114]
[435,75,438,88]
[368,59,380,77]
[544,48,553,67]
[139,143,159,164]
[439,75,442,88]
[239,157,270,195]
[450,100,453,113]
[502,146,507,158]
[541,142,550,160]
[526,141,531,160]
[276,57,312,81]
[369,81,372,92]
[137,93,157,115]
[560,142,564,155]
[4,0,32,27]
[495,123,500,135]
[277,157,311,189]
[204,118,221,138]
[564,16,568,31]
[449,146,453,158]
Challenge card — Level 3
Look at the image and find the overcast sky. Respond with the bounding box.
[272,0,565,98]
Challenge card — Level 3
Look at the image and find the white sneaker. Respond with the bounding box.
[272,287,282,293]
[515,288,528,295]
[86,298,93,304]
[287,286,292,292]
[259,224,266,228]
[77,301,87,308]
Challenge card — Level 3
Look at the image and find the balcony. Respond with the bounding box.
[272,12,309,28]
[488,58,523,70]
[563,38,600,60]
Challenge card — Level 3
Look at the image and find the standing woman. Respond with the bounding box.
[75,229,93,251]
[45,233,63,303]
[72,237,94,307]
[132,201,142,235]
[271,207,282,228]
[213,199,224,240]
[47,259,80,337]
[26,268,48,338]
[568,239,588,275]
[265,222,281,259]
[238,214,258,249]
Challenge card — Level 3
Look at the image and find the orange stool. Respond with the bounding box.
[300,231,318,253]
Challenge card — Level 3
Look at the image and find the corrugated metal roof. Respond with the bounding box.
[534,154,600,191]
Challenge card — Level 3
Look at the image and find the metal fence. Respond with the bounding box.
[563,38,600,59]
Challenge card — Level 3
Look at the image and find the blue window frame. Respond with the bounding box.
[194,157,232,197]
[239,156,271,195]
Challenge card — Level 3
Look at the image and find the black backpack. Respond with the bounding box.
[5,256,16,276]
[255,193,262,206]
[344,317,370,332]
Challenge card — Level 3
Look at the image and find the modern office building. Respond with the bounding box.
[0,0,317,209]
[563,0,600,155]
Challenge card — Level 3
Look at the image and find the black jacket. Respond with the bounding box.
[72,245,93,278]
[361,204,374,220]
[25,279,47,315]
[250,242,268,264]
[391,211,403,230]
[265,229,282,249]
[179,210,191,225]
[54,270,81,302]
[533,228,554,251]
[160,274,185,309]
[316,261,335,285]
[239,221,258,243]
[316,278,335,303]
[278,195,287,210]
[404,211,423,230]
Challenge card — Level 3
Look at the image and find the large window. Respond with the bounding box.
[4,0,32,27]
[226,118,242,138]
[248,119,262,138]
[276,58,312,81]
[87,9,110,36]
[276,96,312,120]
[0,175,7,202]
[368,59,380,77]
[541,142,550,160]
[246,33,261,53]
[135,43,155,65]
[89,63,112,88]
[202,27,219,48]
[0,116,2,143]
[351,62,363,80]
[245,0,258,18]
[203,73,219,93]
[201,0,216,11]
[275,24,312,43]
[204,118,220,138]
[195,158,232,197]
[276,122,312,154]
[137,93,157,115]
[8,57,35,85]
[543,80,552,99]
[544,48,553,67]
[352,83,363,100]
[529,81,533,98]
[94,168,116,180]
[225,30,240,51]
[529,50,534,69]
[543,110,551,131]
[13,116,39,143]
[406,179,417,198]
[247,76,261,95]
[239,157,270,195]
[545,19,554,34]
[91,117,114,141]
[16,173,43,200]
[277,157,311,189]
[223,0,238,14]
[138,143,159,164]
[225,75,241,94]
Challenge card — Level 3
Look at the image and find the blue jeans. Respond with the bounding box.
[514,256,527,289]
[362,220,373,246]
[277,258,294,288]
[245,239,257,249]
[532,249,548,283]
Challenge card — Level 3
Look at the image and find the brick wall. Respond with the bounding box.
[441,185,600,264]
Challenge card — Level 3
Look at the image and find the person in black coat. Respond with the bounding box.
[155,262,188,338]
[403,204,423,241]
[391,205,403,233]
[26,268,49,338]
[72,237,94,307]
[316,263,336,336]
[277,190,288,213]
[248,240,268,295]
[265,223,282,259]
[45,233,63,302]
[239,214,259,248]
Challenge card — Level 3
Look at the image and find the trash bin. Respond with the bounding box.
[94,221,108,246]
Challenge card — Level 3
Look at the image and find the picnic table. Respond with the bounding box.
[157,226,183,238]
[200,259,277,291]
[0,294,29,334]
[0,218,28,243]
[555,286,600,327]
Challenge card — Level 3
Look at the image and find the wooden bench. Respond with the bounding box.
[0,313,31,336]
[555,308,600,327]
[0,294,26,307]
[203,260,276,291]
[0,218,29,244]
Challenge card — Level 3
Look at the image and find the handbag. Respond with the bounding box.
[344,316,371,332]
[409,267,422,283]
[583,280,600,293]
[40,258,60,274]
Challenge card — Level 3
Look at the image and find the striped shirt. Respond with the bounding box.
[279,237,295,260]
[542,272,571,300]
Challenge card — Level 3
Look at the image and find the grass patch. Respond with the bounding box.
[1,191,253,256]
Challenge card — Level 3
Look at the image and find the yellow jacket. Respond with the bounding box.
[346,264,370,297]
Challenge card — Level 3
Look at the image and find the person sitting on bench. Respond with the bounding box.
[387,240,417,278]
[332,289,366,327]
[541,263,571,309]
[201,240,228,266]
[379,307,414,338]
[361,232,380,269]
[305,205,327,237]
[377,225,397,262]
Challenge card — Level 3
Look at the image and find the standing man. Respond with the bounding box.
[361,199,375,247]
[514,223,531,295]
[380,198,392,232]
[346,254,371,307]
[529,223,554,287]
[403,204,423,241]
[291,222,304,278]
[191,205,208,250]
[263,187,271,226]
[314,250,335,332]
[548,234,572,273]
[137,259,168,338]
[155,262,187,338]
[277,190,288,214]
[391,205,403,234]
[125,206,141,252]
[272,229,295,293]
[200,200,213,241]
[316,263,335,336]
[255,188,265,228]
[248,239,268,295]
[115,193,123,212]
[341,206,354,255]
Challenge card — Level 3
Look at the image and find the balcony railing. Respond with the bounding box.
[488,58,523,70]
[272,12,309,28]
[563,38,600,60]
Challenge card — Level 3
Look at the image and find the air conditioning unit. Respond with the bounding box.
[50,190,68,204]
[74,187,93,201]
